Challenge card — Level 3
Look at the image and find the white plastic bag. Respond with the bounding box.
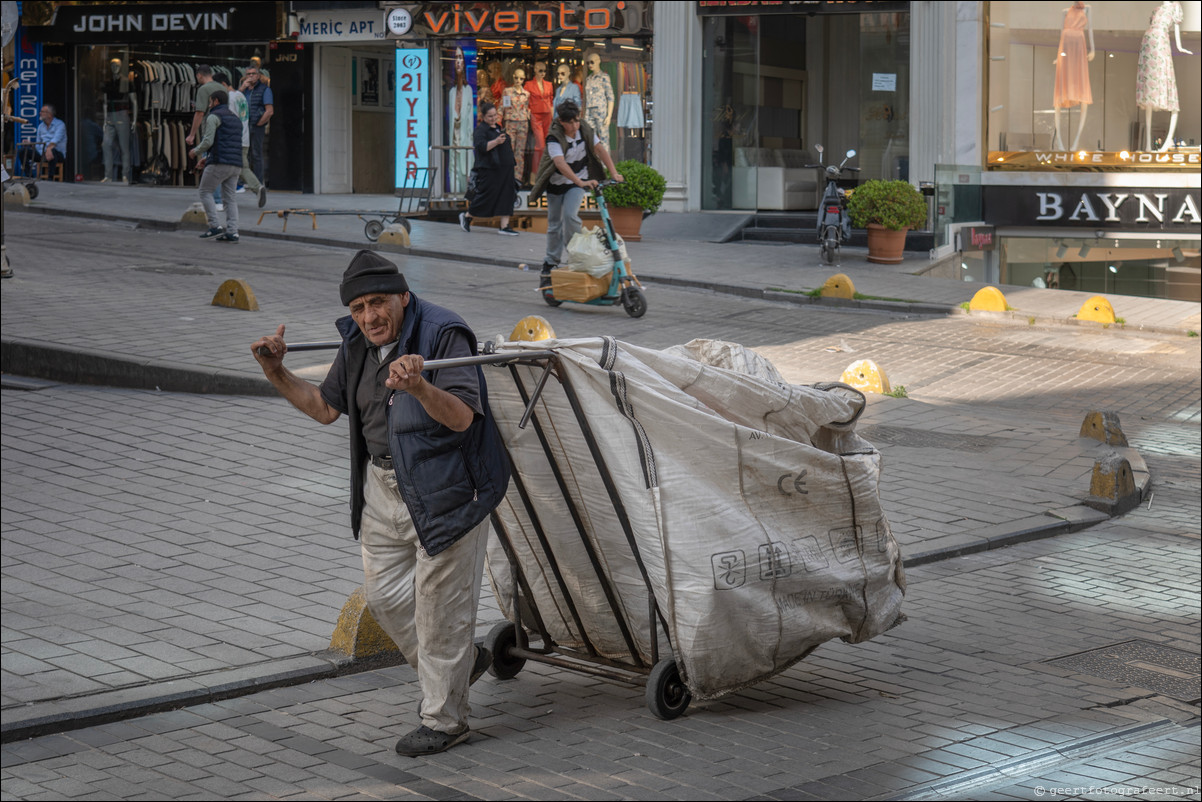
[565,226,626,278]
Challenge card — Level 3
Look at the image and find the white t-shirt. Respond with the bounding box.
[227,89,251,148]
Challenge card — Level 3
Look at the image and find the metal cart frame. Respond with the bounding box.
[270,344,691,718]
[256,166,437,241]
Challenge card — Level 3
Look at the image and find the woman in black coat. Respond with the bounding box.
[459,103,518,235]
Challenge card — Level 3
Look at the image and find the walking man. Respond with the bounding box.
[241,64,273,184]
[251,251,510,756]
[527,99,622,290]
[189,90,242,242]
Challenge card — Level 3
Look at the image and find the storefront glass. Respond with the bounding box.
[75,43,270,184]
[986,1,1201,163]
[698,5,910,210]
[999,235,1200,299]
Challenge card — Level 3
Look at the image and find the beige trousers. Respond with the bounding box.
[360,462,489,734]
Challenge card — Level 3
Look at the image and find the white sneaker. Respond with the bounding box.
[235,185,247,194]
[216,202,225,211]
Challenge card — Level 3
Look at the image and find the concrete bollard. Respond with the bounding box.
[211,279,259,311]
[1084,452,1140,515]
[1079,410,1129,447]
[3,183,31,205]
[840,359,891,394]
[1077,295,1116,324]
[378,223,411,248]
[180,202,208,230]
[969,286,1008,312]
[328,586,400,659]
[820,273,856,300]
[510,315,556,342]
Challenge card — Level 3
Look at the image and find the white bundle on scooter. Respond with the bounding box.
[565,226,628,278]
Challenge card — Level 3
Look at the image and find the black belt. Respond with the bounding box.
[371,454,393,470]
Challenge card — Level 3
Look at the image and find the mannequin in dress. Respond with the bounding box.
[447,47,474,194]
[502,67,531,182]
[1137,0,1193,152]
[525,61,554,172]
[102,57,136,183]
[552,63,582,120]
[582,50,614,148]
[1052,2,1094,151]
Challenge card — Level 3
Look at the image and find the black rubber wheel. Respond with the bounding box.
[646,659,691,720]
[26,182,38,200]
[484,622,527,680]
[542,289,562,307]
[398,218,412,233]
[622,286,647,318]
[364,219,384,241]
[821,227,838,265]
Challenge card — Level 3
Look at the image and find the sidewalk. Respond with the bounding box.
[8,180,1200,334]
[2,183,1198,784]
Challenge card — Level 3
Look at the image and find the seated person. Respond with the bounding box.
[19,104,67,176]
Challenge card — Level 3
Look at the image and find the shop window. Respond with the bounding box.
[999,235,1200,300]
[987,1,1201,167]
[434,36,651,196]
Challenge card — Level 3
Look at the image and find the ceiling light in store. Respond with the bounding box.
[1055,242,1068,259]
[1172,247,1185,263]
[1108,265,1118,273]
[1078,243,1091,258]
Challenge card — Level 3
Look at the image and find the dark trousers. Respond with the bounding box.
[17,146,64,177]
[249,125,266,183]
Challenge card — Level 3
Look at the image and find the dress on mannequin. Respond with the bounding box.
[447,49,474,194]
[501,69,531,182]
[1137,0,1192,151]
[1052,2,1093,151]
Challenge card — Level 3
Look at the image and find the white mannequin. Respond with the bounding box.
[1052,2,1094,151]
[1138,1,1193,151]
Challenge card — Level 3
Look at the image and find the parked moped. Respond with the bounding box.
[807,145,860,265]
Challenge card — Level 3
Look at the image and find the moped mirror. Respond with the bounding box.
[815,144,824,155]
[845,149,856,158]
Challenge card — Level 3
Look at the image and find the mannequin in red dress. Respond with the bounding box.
[525,61,554,172]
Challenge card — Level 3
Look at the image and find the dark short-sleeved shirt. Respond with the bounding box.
[319,327,483,459]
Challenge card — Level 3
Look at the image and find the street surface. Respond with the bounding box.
[1,213,1198,800]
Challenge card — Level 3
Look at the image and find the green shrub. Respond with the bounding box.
[846,179,927,231]
[603,160,667,214]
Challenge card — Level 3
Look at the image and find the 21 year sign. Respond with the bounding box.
[394,47,429,189]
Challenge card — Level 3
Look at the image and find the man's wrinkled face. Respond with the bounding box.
[39,106,53,125]
[349,292,409,346]
[245,68,260,85]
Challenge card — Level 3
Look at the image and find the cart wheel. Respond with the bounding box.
[542,290,562,307]
[621,286,647,318]
[484,622,527,680]
[398,218,412,233]
[364,219,384,241]
[646,659,691,720]
[26,182,38,200]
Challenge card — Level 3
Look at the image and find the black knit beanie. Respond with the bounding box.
[339,250,409,306]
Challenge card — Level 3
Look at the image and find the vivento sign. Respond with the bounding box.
[983,186,1201,231]
[383,2,651,38]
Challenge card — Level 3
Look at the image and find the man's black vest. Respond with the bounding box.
[208,105,243,167]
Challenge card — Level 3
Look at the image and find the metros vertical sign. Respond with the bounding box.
[395,47,429,188]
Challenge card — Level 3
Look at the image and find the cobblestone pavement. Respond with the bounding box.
[2,208,1198,799]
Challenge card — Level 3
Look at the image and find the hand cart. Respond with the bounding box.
[257,342,691,719]
[256,166,437,241]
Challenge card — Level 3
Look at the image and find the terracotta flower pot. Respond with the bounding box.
[608,205,644,242]
[865,224,908,264]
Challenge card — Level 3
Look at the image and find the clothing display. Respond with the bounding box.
[584,70,614,148]
[1137,0,1184,112]
[448,83,475,194]
[525,75,554,173]
[616,63,647,128]
[502,84,531,181]
[1054,3,1092,108]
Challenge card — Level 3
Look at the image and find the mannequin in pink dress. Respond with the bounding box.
[1053,1,1094,151]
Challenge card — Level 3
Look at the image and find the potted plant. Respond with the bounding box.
[600,160,666,241]
[846,179,928,264]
